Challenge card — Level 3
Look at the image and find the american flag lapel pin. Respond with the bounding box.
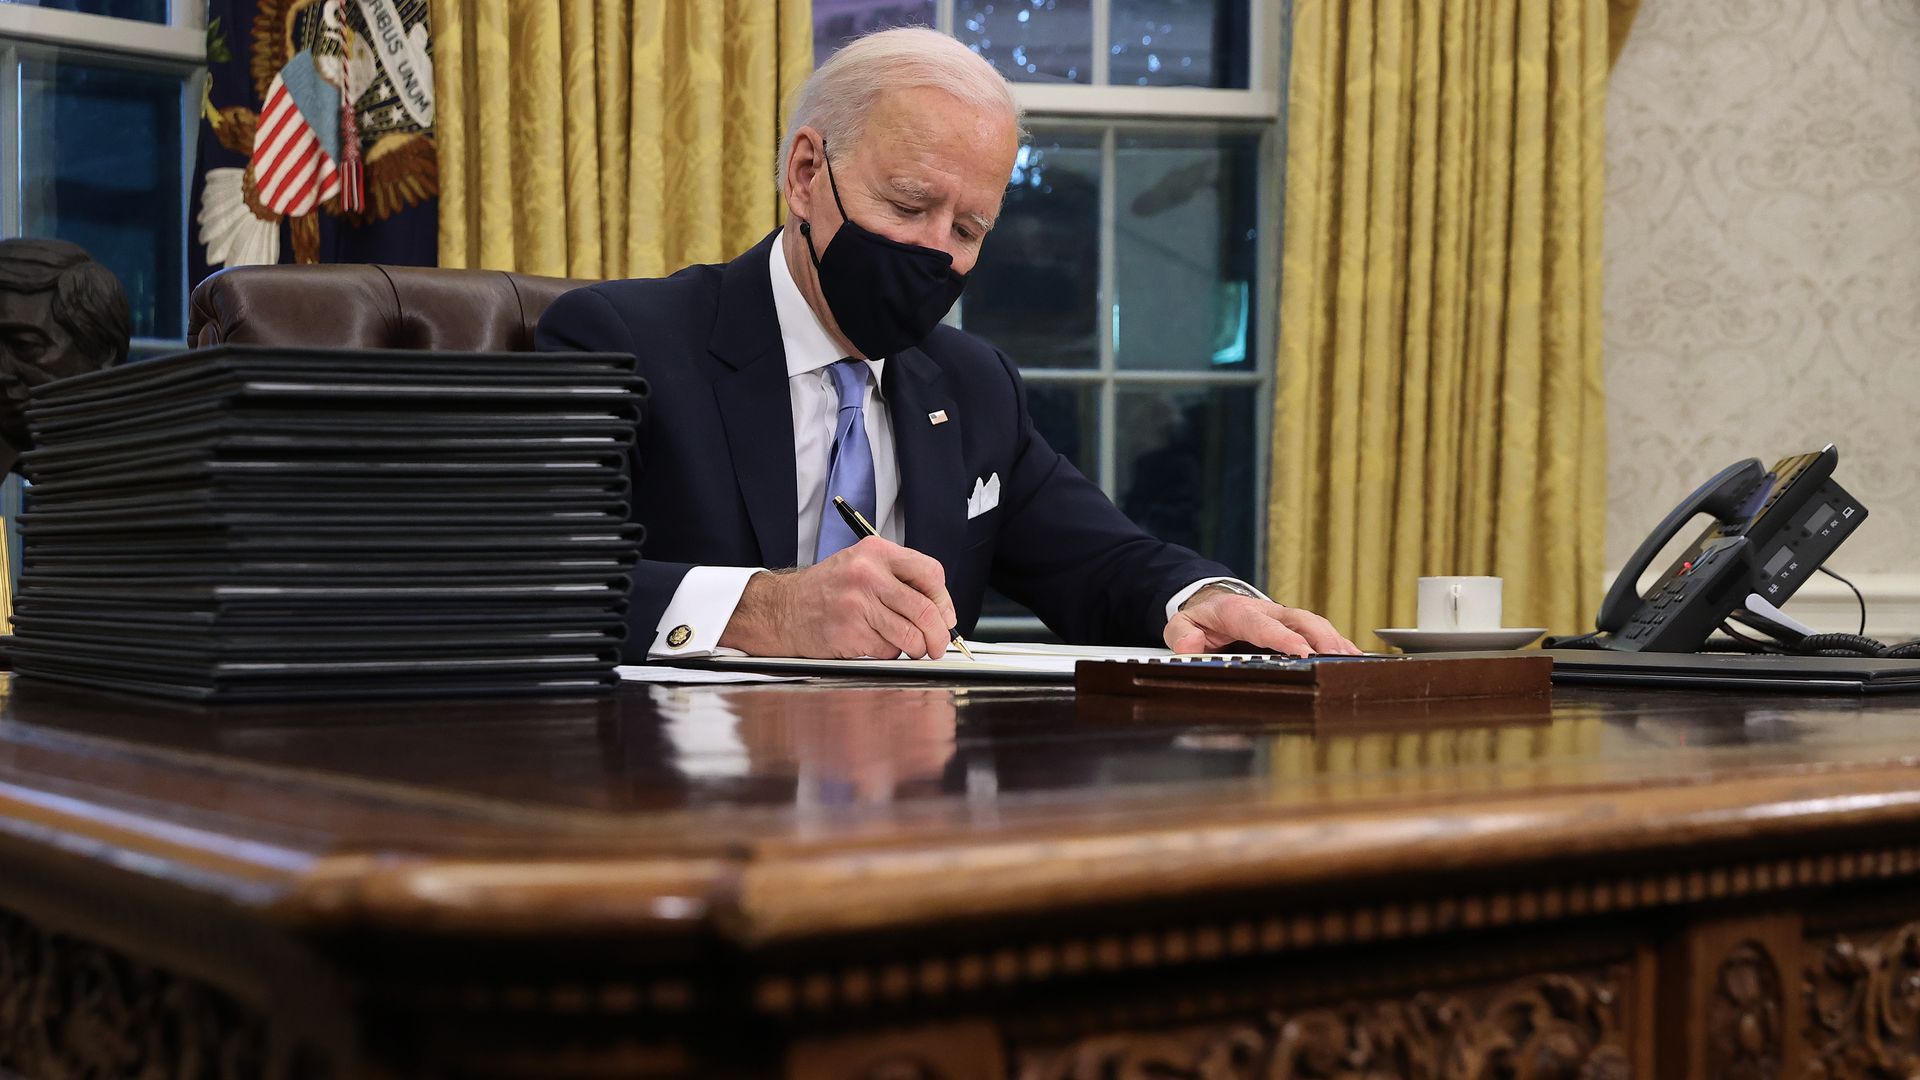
[928,409,949,425]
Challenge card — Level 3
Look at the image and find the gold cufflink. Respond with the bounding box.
[666,625,693,648]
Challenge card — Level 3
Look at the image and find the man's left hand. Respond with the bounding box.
[1164,585,1361,656]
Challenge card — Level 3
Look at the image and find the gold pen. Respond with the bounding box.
[832,495,977,660]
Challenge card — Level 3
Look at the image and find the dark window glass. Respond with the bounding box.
[4,0,167,22]
[960,131,1102,369]
[1109,0,1252,88]
[955,0,1093,83]
[1116,384,1258,578]
[19,57,187,339]
[1114,127,1260,371]
[811,0,937,69]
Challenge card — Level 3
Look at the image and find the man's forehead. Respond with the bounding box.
[858,123,1013,182]
[868,82,1006,128]
[862,87,1015,154]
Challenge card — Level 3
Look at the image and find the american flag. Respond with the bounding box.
[249,71,341,218]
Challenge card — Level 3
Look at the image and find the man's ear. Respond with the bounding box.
[783,127,825,221]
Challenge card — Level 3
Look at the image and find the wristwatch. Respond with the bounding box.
[1188,579,1266,606]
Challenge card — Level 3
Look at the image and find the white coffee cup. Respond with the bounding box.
[1416,576,1503,632]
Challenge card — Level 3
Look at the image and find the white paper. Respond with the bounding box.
[963,640,1182,659]
[689,642,1289,681]
[644,642,1307,683]
[697,653,1082,679]
[616,665,809,684]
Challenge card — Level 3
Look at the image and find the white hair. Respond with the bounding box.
[777,27,1025,190]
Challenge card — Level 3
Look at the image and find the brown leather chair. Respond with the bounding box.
[188,263,596,351]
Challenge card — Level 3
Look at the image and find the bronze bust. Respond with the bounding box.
[0,238,132,474]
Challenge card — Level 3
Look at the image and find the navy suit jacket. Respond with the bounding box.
[535,232,1234,656]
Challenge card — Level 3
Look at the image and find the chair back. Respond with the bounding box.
[188,264,595,351]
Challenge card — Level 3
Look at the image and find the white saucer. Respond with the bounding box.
[1374,627,1547,653]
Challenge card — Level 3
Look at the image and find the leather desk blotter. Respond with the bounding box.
[1076,652,1553,708]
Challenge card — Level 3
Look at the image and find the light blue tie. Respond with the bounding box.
[814,359,877,562]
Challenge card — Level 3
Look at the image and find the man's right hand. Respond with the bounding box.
[718,536,958,659]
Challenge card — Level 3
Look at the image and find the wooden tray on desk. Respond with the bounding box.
[1073,688,1552,731]
[1075,652,1553,708]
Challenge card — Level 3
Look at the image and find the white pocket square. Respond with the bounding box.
[965,472,1001,520]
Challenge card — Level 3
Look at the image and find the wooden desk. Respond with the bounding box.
[3,675,1920,1077]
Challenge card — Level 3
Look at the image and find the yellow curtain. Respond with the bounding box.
[0,514,11,635]
[1609,0,1641,67]
[1269,0,1610,646]
[433,0,813,279]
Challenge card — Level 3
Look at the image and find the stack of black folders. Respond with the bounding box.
[8,345,645,702]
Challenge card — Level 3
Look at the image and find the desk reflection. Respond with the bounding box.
[6,679,1908,826]
[652,684,957,807]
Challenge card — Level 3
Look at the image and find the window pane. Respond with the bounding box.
[1113,128,1260,371]
[19,56,187,339]
[812,0,937,69]
[2,0,166,22]
[956,0,1093,84]
[960,131,1101,369]
[1110,0,1252,88]
[1116,385,1258,579]
[1026,380,1099,477]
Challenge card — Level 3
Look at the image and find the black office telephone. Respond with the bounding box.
[1594,445,1868,652]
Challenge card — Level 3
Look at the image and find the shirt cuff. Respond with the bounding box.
[649,566,766,659]
[1165,577,1271,622]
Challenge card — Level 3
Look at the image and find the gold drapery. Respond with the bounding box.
[433,0,813,279]
[1609,0,1641,68]
[0,512,10,633]
[1269,0,1610,646]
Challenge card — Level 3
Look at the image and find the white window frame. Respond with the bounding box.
[0,0,207,351]
[0,1,206,579]
[939,0,1288,635]
[0,2,206,63]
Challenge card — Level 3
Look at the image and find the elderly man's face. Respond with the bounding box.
[806,85,1019,277]
[0,286,86,445]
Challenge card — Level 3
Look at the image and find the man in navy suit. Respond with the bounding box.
[537,28,1357,662]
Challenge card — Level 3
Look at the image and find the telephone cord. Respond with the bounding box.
[1816,565,1867,636]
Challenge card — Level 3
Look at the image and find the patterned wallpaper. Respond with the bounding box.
[1604,0,1920,574]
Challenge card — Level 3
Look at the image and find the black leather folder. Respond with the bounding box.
[8,621,624,655]
[30,406,639,440]
[12,598,626,629]
[24,345,640,413]
[3,649,620,703]
[19,489,627,518]
[23,469,631,502]
[1545,649,1920,692]
[18,506,630,531]
[20,529,642,555]
[20,554,637,577]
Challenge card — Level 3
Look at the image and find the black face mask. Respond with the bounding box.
[798,142,968,359]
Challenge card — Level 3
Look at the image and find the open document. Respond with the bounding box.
[624,642,1276,683]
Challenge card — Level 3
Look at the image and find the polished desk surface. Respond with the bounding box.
[5,672,1920,951]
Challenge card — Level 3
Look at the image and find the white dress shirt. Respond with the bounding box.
[648,233,902,657]
[646,230,1257,657]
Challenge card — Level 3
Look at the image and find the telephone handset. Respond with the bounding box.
[1596,445,1867,652]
